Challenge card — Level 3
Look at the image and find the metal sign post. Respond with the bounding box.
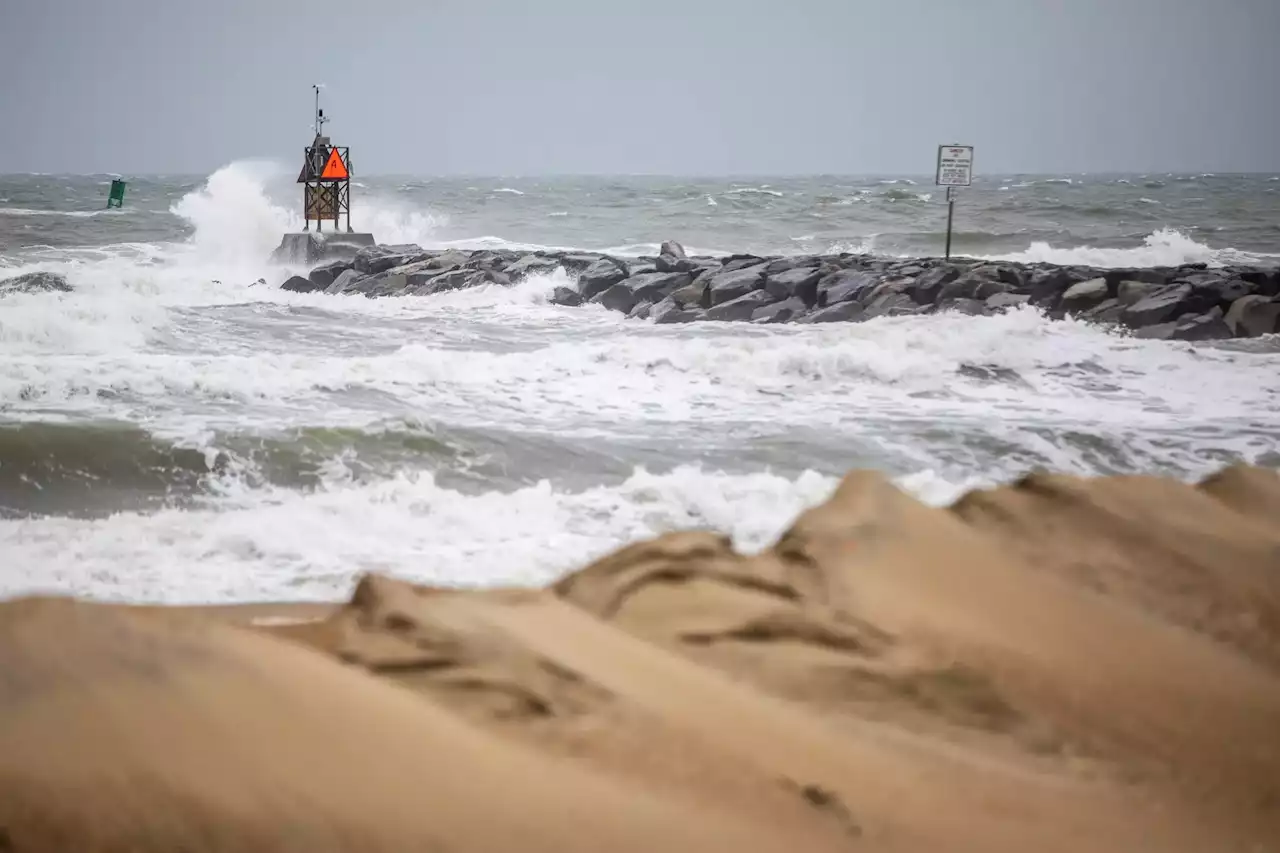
[935,144,974,260]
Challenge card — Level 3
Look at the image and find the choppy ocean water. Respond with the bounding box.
[1,163,1278,603]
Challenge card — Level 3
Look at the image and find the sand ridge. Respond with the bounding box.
[2,464,1279,851]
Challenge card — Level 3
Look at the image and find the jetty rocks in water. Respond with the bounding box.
[275,238,1280,340]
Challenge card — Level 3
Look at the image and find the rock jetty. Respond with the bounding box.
[274,238,1280,340]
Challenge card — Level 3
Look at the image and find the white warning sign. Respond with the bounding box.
[936,145,974,187]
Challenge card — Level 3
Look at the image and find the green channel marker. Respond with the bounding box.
[106,178,126,209]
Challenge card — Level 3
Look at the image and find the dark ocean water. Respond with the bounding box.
[1,164,1277,603]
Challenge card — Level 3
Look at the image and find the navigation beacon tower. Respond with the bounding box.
[297,85,353,232]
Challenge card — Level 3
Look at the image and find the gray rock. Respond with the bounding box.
[421,248,472,272]
[939,274,1011,303]
[659,240,687,259]
[353,244,426,275]
[942,298,989,316]
[1120,284,1193,327]
[764,256,818,276]
[1237,269,1279,297]
[1224,294,1280,337]
[670,277,708,308]
[1194,276,1253,306]
[765,267,822,305]
[1117,280,1160,306]
[558,254,604,275]
[719,255,767,273]
[863,292,920,318]
[408,269,471,295]
[706,264,767,306]
[1082,298,1124,324]
[753,297,808,324]
[622,271,693,304]
[796,301,866,324]
[1059,277,1109,314]
[280,274,323,293]
[1027,269,1085,307]
[1171,309,1232,341]
[655,254,699,273]
[651,297,699,324]
[504,254,561,279]
[704,290,777,322]
[986,292,1031,312]
[306,259,350,290]
[324,268,368,295]
[909,266,961,304]
[0,271,72,293]
[591,282,638,314]
[362,272,413,298]
[1108,268,1168,286]
[817,270,878,306]
[578,258,629,300]
[550,286,582,307]
[654,240,699,273]
[627,301,653,320]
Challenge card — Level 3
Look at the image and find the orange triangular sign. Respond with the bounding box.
[320,148,349,180]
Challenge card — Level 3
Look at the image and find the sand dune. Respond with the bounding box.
[2,465,1279,851]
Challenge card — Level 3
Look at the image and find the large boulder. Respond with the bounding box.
[655,240,699,273]
[1120,283,1194,328]
[704,290,777,322]
[591,283,638,314]
[621,272,693,304]
[307,259,351,290]
[627,301,653,320]
[280,274,324,294]
[752,297,807,324]
[816,270,878,306]
[1224,294,1280,337]
[1117,280,1160,306]
[942,298,989,316]
[1059,277,1109,315]
[1170,309,1232,341]
[1081,298,1124,324]
[353,244,426,275]
[577,258,629,300]
[324,268,368,295]
[718,255,767,273]
[407,268,478,296]
[557,253,604,276]
[909,266,961,304]
[764,267,822,305]
[986,292,1030,313]
[0,271,72,294]
[864,291,921,318]
[796,301,865,324]
[504,254,561,279]
[938,273,1011,303]
[706,264,767,306]
[550,286,582,307]
[670,277,709,308]
[650,297,699,324]
[763,256,819,276]
[1027,268,1086,308]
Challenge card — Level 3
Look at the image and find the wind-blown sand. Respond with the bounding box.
[2,465,1279,851]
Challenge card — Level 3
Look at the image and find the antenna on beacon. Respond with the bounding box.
[312,83,329,136]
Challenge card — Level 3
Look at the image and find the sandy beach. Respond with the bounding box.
[2,463,1277,852]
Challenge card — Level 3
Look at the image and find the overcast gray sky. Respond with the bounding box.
[2,0,1277,175]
